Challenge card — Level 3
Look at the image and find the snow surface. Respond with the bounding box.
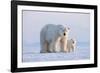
[22,42,90,62]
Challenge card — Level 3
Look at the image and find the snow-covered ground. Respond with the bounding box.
[22,42,90,62]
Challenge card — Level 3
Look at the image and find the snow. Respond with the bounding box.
[22,42,90,62]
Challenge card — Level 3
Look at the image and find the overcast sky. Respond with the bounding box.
[22,10,90,46]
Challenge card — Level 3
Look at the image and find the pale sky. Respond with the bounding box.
[22,10,90,46]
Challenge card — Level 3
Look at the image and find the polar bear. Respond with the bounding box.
[40,24,70,53]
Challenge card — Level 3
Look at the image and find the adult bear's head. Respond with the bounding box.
[57,25,70,37]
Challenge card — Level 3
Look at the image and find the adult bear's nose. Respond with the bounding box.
[64,33,66,36]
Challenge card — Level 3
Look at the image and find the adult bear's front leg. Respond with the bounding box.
[60,38,68,53]
[64,41,69,53]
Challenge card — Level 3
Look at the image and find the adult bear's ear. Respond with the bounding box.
[65,24,70,31]
[66,27,70,32]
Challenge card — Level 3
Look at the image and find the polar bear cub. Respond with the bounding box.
[67,39,76,52]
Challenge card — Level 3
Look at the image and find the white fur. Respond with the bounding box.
[67,39,76,52]
[40,24,69,53]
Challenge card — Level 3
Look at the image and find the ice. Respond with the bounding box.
[22,42,90,62]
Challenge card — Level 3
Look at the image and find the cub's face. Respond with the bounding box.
[57,25,70,37]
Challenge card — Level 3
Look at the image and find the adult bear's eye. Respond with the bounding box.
[64,33,66,36]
